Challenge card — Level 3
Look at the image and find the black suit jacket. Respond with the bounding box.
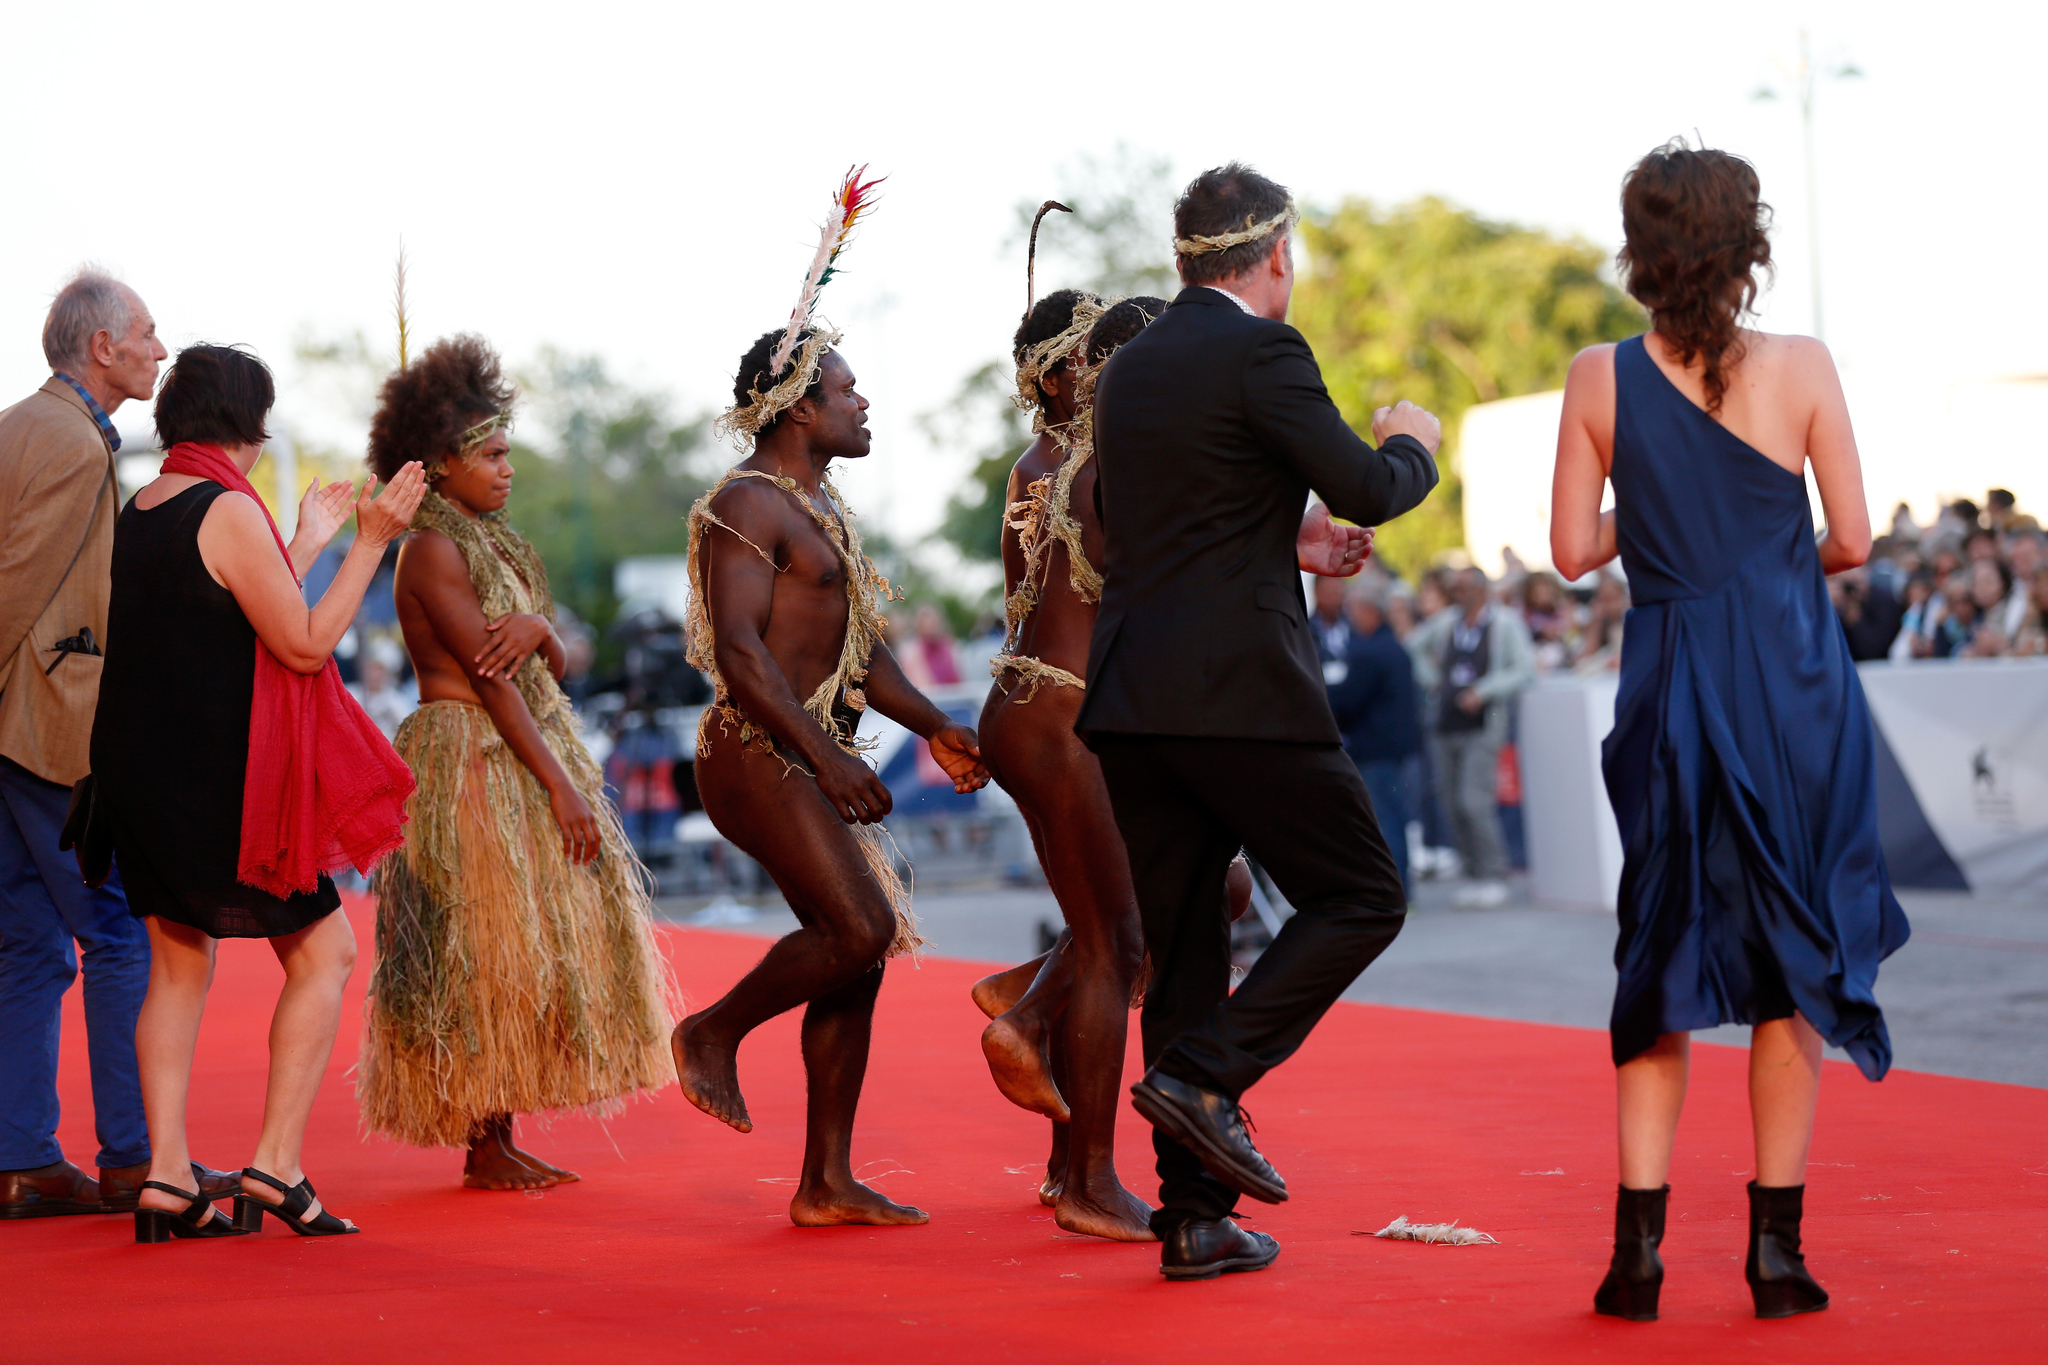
[1076,287,1438,744]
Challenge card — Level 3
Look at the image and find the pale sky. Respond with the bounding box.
[4,0,2040,544]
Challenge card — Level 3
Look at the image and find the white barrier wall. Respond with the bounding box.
[1516,659,2048,908]
[1520,675,1623,910]
[1859,658,2048,889]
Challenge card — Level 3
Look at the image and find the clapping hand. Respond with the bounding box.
[355,462,428,547]
[293,477,357,557]
[1297,502,1375,577]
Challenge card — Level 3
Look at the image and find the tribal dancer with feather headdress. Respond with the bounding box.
[672,168,989,1228]
[356,320,672,1191]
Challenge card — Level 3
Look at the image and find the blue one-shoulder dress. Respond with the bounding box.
[1602,336,1910,1081]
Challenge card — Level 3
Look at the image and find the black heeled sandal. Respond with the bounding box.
[231,1167,359,1237]
[134,1180,249,1242]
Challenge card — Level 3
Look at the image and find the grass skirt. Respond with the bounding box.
[359,700,674,1148]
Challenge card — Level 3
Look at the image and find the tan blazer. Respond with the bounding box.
[0,378,121,785]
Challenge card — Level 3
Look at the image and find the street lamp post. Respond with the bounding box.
[1755,30,1861,343]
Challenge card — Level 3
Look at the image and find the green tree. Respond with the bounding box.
[926,360,1031,567]
[1291,197,1644,573]
[932,146,1180,573]
[505,350,714,637]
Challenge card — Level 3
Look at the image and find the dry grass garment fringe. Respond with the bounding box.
[995,306,1117,698]
[358,495,674,1149]
[1010,294,1106,424]
[988,651,1086,701]
[682,467,921,957]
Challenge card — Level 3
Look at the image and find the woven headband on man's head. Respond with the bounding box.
[1173,199,1298,256]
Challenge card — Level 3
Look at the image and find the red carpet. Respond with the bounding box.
[10,901,2045,1364]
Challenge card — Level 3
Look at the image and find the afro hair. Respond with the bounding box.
[367,333,516,483]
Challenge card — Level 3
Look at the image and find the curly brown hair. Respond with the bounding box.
[1617,142,1774,414]
[367,333,516,482]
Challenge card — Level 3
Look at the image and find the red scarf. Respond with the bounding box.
[160,443,415,898]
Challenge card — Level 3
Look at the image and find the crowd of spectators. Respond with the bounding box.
[1830,489,2048,661]
[1313,551,1633,906]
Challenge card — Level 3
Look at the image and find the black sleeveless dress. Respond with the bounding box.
[91,483,339,938]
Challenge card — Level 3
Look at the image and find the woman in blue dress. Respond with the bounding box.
[1551,142,1909,1322]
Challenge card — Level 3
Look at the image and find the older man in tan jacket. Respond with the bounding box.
[0,270,234,1219]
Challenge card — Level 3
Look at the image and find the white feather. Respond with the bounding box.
[770,199,851,375]
[1366,1216,1499,1246]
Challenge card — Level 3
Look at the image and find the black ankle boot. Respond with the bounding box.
[1746,1181,1829,1318]
[1593,1184,1667,1321]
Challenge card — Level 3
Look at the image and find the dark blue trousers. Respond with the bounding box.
[0,757,149,1171]
[1353,755,1413,899]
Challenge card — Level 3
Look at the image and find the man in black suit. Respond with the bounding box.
[1078,163,1441,1279]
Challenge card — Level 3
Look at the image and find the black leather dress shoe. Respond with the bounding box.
[0,1160,101,1219]
[1160,1217,1281,1280]
[1130,1070,1288,1204]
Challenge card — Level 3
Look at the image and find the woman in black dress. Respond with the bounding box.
[96,345,423,1239]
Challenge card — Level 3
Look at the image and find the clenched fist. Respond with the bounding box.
[1372,400,1442,455]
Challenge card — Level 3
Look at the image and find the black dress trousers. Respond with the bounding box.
[1093,733,1408,1227]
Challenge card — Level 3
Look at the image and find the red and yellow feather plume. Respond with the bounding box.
[768,165,885,374]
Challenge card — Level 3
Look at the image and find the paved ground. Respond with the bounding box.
[658,864,2048,1089]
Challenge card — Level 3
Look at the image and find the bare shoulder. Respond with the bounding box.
[1562,343,1619,404]
[1744,329,1835,375]
[1013,432,1062,481]
[1568,342,1620,378]
[1742,333,1845,416]
[707,471,797,527]
[702,473,800,565]
[397,526,465,580]
[397,528,484,613]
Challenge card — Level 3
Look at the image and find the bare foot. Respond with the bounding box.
[462,1115,572,1190]
[789,1177,929,1227]
[673,1015,752,1133]
[1055,1181,1157,1241]
[516,1151,581,1184]
[1041,1124,1067,1206]
[970,956,1044,1020]
[981,1014,1069,1122]
[464,1138,558,1191]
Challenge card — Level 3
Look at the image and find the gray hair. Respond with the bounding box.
[1344,573,1390,610]
[42,268,134,372]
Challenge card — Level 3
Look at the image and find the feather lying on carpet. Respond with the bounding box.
[1361,1216,1499,1246]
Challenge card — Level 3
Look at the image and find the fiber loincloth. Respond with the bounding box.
[696,704,923,959]
[359,699,675,1148]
